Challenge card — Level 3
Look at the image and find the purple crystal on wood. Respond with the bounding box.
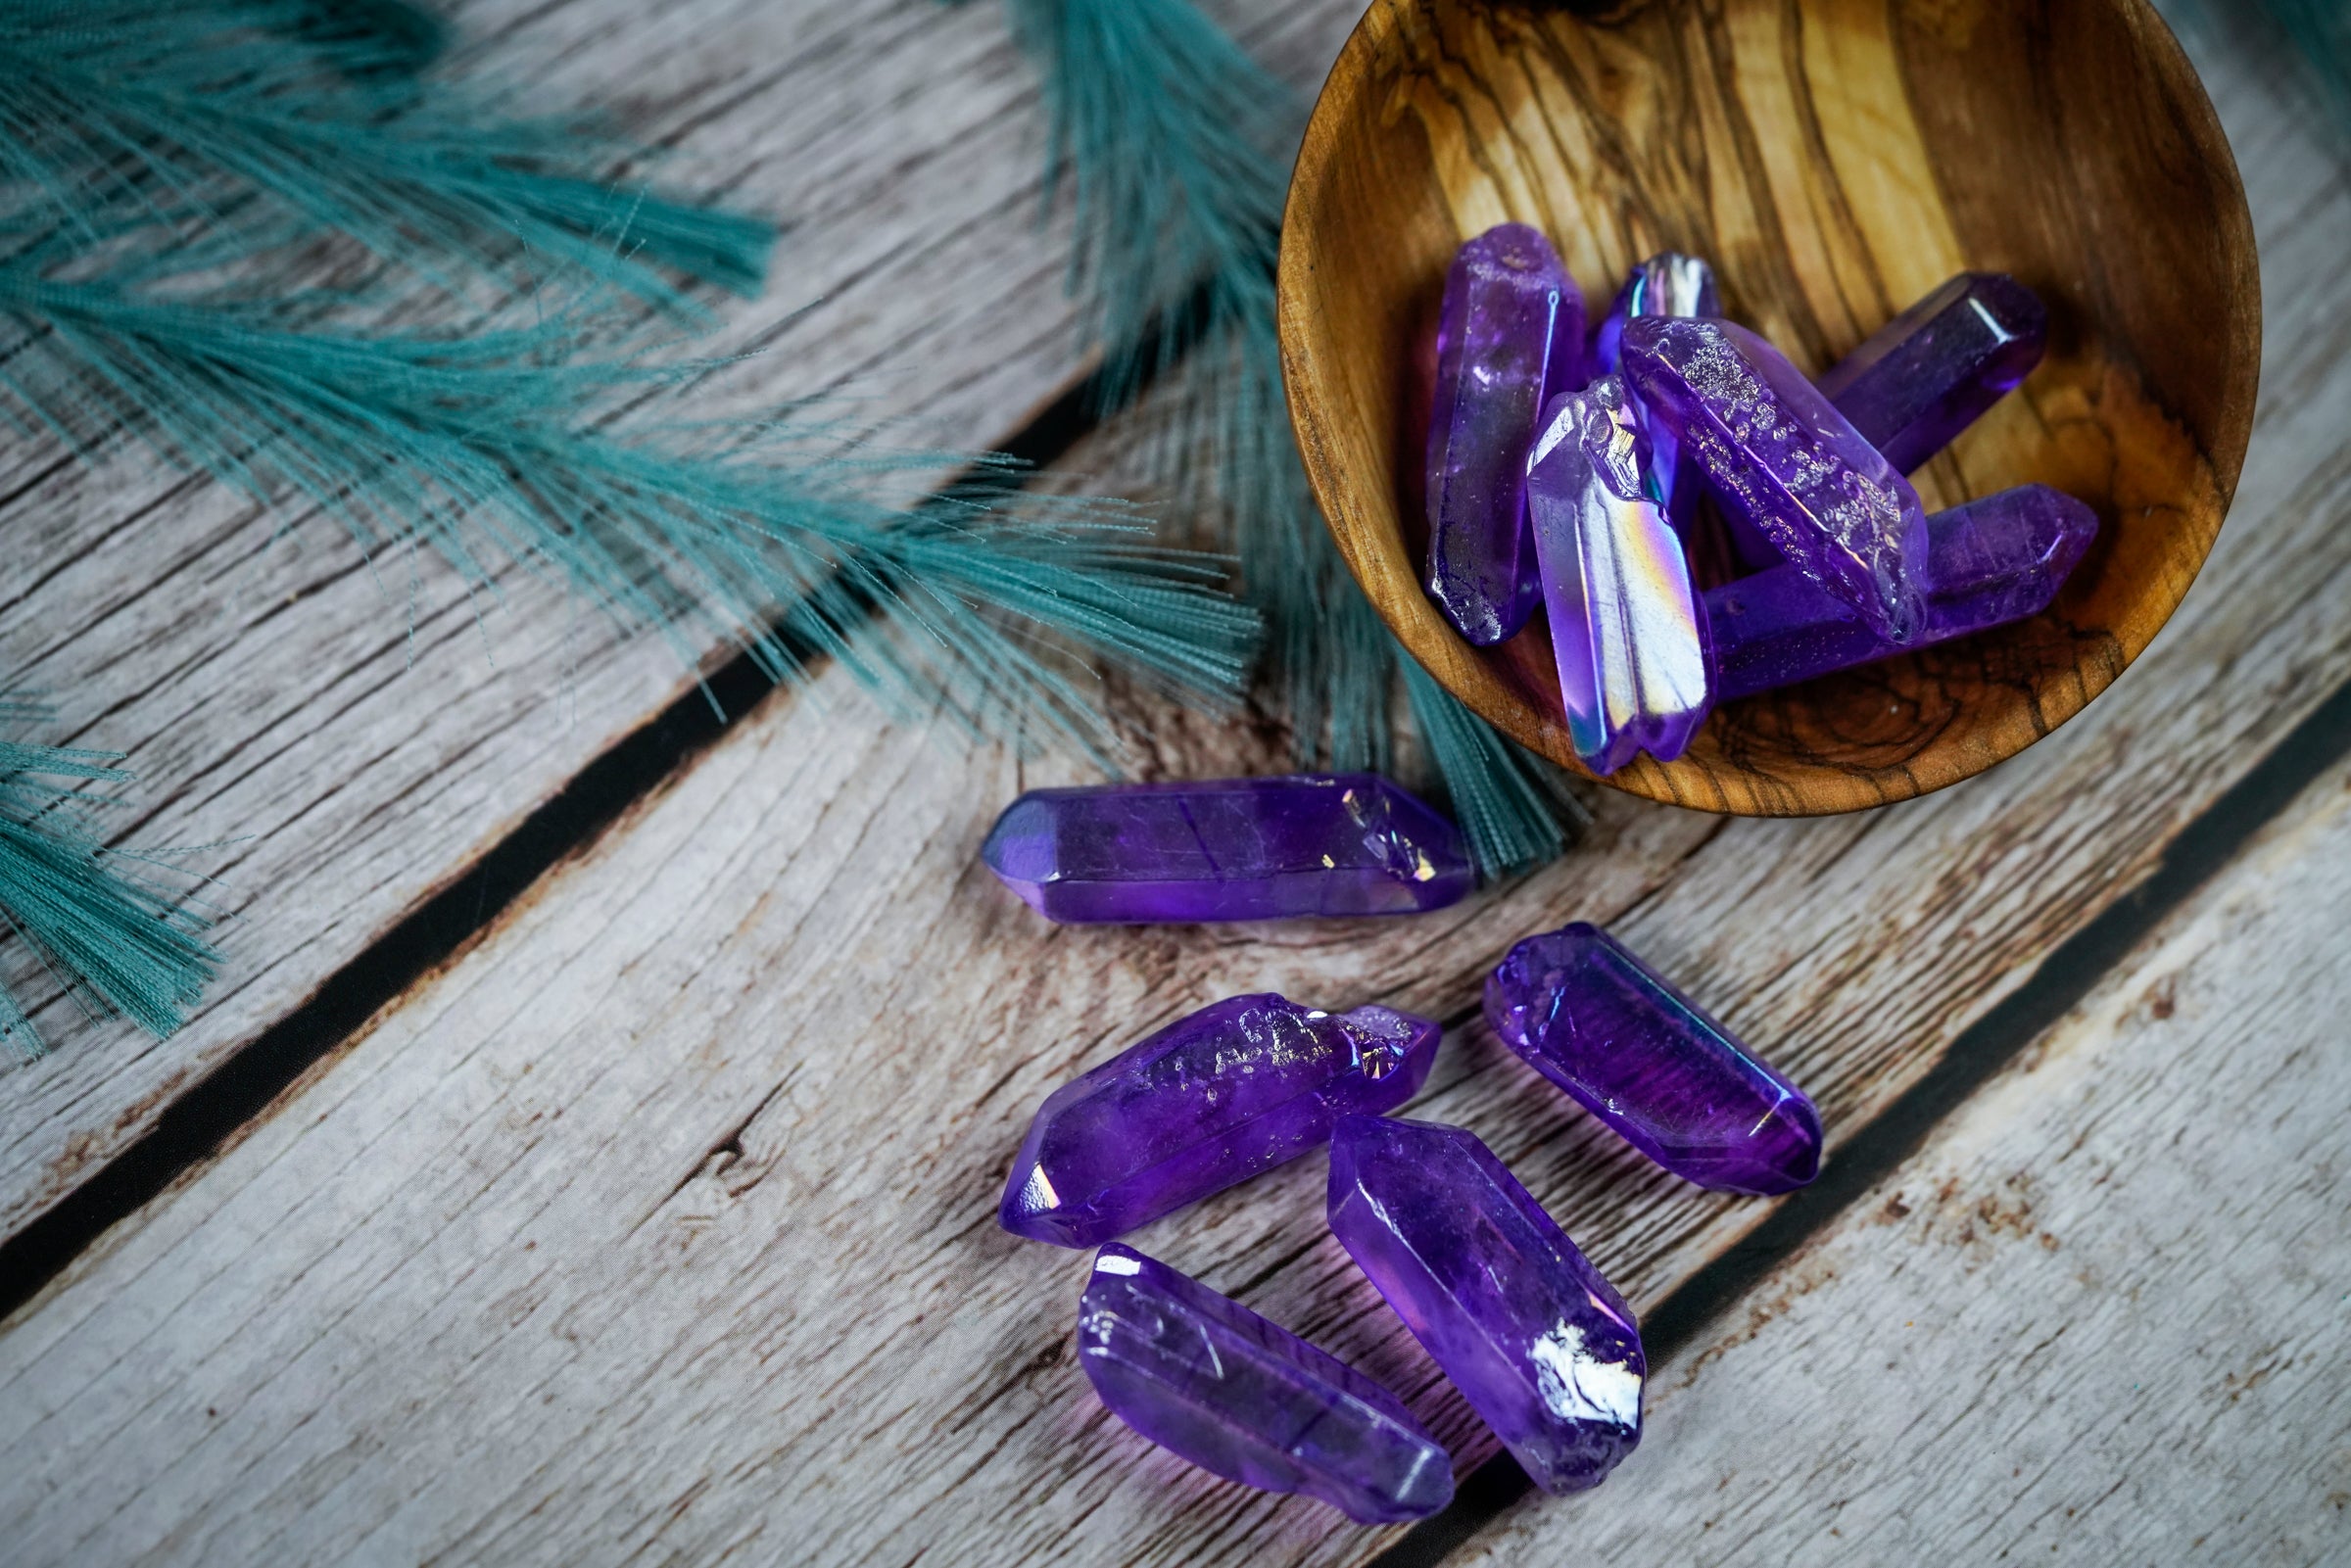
[1079,1244,1456,1523]
[982,775,1472,925]
[1001,994,1443,1248]
[1485,923,1821,1195]
[1706,484,2097,701]
[1524,377,1710,774]
[1425,224,1587,645]
[1818,272,2048,475]
[1622,316,1933,645]
[1327,1115,1645,1494]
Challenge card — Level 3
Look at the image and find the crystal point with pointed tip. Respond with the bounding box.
[1590,252,1719,379]
[1524,377,1710,774]
[1622,316,1933,644]
[1327,1115,1645,1494]
[1001,994,1442,1248]
[981,775,1472,925]
[1079,1244,1456,1523]
[1819,272,2047,475]
[1425,224,1587,645]
[1705,484,2097,701]
[1485,924,1820,1194]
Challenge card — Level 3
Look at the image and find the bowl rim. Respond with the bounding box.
[1275,0,2260,817]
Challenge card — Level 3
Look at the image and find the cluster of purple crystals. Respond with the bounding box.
[997,915,1819,1516]
[1419,232,2082,776]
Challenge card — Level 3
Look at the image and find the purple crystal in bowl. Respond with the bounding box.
[1622,316,1933,645]
[1523,377,1710,774]
[1705,484,2097,701]
[1425,223,1588,645]
[1079,1244,1455,1523]
[1818,272,2047,475]
[981,775,1472,925]
[1589,252,1719,379]
[1001,994,1442,1248]
[1327,1115,1645,1494]
[1484,923,1820,1195]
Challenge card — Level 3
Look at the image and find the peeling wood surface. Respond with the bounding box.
[0,0,1365,1240]
[1,9,2347,1568]
[1466,751,2351,1568]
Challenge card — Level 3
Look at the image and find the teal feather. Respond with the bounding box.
[0,259,1259,761]
[1002,0,1583,876]
[0,0,772,307]
[0,717,221,1064]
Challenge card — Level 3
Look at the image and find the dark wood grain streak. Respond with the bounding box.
[1278,0,2258,815]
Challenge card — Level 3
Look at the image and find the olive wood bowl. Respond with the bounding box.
[1277,0,2259,815]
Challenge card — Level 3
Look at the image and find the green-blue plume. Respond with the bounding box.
[0,0,772,308]
[0,715,221,1064]
[1001,0,1581,877]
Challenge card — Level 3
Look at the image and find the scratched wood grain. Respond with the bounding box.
[1463,752,2351,1566]
[0,14,2342,1568]
[0,0,1368,1241]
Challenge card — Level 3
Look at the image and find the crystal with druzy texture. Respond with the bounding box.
[1622,315,1933,645]
[1425,224,1587,645]
[1327,1115,1645,1494]
[1705,484,2097,701]
[1524,377,1710,774]
[1485,923,1821,1194]
[1819,272,2048,475]
[1001,994,1443,1247]
[982,775,1472,925]
[1589,252,1719,379]
[1078,1244,1456,1523]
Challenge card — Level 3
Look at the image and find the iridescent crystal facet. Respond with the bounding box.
[982,775,1472,925]
[1078,1244,1456,1523]
[1622,316,1933,645]
[1818,272,2048,474]
[1705,484,2097,701]
[1484,923,1821,1195]
[1590,252,1720,538]
[1000,994,1442,1248]
[1425,224,1588,645]
[1524,377,1710,773]
[1327,1115,1645,1494]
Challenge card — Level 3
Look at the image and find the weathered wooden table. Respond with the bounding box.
[2,4,2345,1564]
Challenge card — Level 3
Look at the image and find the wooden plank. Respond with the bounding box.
[0,0,1367,1242]
[1462,751,2351,1565]
[2,20,2345,1568]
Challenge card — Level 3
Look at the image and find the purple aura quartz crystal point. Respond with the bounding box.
[1327,1115,1645,1494]
[1484,923,1821,1195]
[1078,1243,1456,1524]
[1523,377,1710,774]
[1424,223,1587,645]
[982,775,1472,925]
[1705,484,2097,701]
[1000,994,1443,1248]
[1818,272,2048,475]
[1621,315,1933,645]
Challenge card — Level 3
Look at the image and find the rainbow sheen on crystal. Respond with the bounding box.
[1425,224,1588,645]
[982,775,1472,924]
[1819,272,2047,475]
[1078,1244,1456,1523]
[1590,252,1719,379]
[1328,1115,1645,1494]
[1000,994,1442,1248]
[1706,484,2097,701]
[1485,923,1821,1195]
[1524,377,1710,773]
[1622,316,1933,645]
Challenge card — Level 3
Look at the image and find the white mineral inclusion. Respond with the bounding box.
[1529,1319,1645,1429]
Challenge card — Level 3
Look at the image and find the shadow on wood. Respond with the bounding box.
[1278,0,2260,815]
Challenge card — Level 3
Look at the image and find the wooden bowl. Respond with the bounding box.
[1277,0,2258,815]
